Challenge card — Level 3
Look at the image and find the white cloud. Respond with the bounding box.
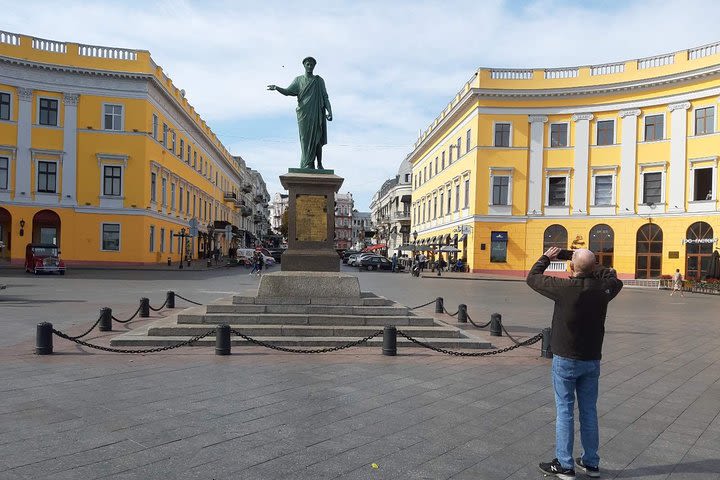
[4,0,720,209]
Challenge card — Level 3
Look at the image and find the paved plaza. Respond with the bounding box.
[0,265,719,479]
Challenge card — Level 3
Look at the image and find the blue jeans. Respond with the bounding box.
[552,355,601,470]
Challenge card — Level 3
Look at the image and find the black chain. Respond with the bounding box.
[229,328,382,354]
[175,294,202,306]
[111,305,142,324]
[396,330,543,357]
[466,313,492,329]
[443,307,459,317]
[64,313,104,340]
[52,328,215,354]
[409,299,436,310]
[500,323,524,346]
[148,298,168,312]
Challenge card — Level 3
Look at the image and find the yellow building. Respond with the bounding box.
[0,31,268,266]
[409,43,720,279]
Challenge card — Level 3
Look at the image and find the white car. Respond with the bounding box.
[260,254,276,266]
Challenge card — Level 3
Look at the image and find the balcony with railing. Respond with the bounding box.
[223,191,236,202]
[391,210,411,222]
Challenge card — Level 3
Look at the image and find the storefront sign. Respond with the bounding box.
[668,251,679,259]
[490,231,508,263]
[682,238,718,245]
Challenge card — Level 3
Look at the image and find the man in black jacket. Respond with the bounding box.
[527,247,623,480]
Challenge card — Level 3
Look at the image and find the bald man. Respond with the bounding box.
[527,247,623,480]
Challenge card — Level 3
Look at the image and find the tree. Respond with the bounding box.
[279,210,289,239]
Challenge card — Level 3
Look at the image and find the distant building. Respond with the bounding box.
[269,193,289,232]
[334,192,354,250]
[369,155,412,253]
[351,210,373,249]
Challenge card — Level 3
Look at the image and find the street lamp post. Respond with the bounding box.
[207,222,215,266]
[173,228,190,270]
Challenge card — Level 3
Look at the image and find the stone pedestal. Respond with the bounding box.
[279,172,344,272]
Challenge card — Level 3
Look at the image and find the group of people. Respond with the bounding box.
[248,251,265,277]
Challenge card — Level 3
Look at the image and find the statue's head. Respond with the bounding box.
[302,57,317,73]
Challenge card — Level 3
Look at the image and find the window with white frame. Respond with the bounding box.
[171,183,176,209]
[162,124,168,147]
[439,192,444,216]
[466,129,471,153]
[433,195,437,219]
[693,167,713,200]
[171,131,176,152]
[550,123,568,147]
[494,123,511,147]
[160,228,165,253]
[102,223,120,251]
[179,186,184,211]
[179,138,184,158]
[456,137,461,156]
[596,120,614,145]
[37,161,57,193]
[170,230,174,253]
[0,157,8,190]
[187,145,191,163]
[0,92,10,121]
[150,172,157,202]
[492,175,510,205]
[447,187,451,214]
[152,114,158,139]
[193,151,197,168]
[644,114,664,141]
[464,178,470,208]
[455,183,460,211]
[695,107,715,136]
[38,98,59,126]
[149,225,155,252]
[449,147,453,163]
[547,177,567,206]
[593,175,613,205]
[103,104,123,131]
[103,166,122,196]
[642,172,662,204]
[161,177,167,206]
[441,151,445,169]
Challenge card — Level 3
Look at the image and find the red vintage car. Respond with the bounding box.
[25,243,66,275]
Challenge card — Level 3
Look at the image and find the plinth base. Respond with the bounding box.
[281,249,340,272]
[288,168,335,174]
[258,271,360,298]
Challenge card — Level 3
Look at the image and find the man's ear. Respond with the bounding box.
[569,262,575,272]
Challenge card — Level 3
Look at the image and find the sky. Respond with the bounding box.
[4,0,720,210]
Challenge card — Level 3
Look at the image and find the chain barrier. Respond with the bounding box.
[443,307,459,317]
[148,298,169,312]
[230,328,382,354]
[466,314,492,329]
[64,313,104,340]
[175,294,203,306]
[409,299,436,310]
[111,305,142,324]
[51,328,216,354]
[396,330,543,357]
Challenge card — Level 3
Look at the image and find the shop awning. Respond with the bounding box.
[363,244,387,252]
[400,194,412,203]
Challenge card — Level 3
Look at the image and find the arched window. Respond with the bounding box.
[685,222,714,280]
[636,224,663,279]
[543,224,568,251]
[589,224,614,267]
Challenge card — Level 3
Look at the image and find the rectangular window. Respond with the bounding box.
[179,139,184,158]
[171,131,176,152]
[455,184,460,211]
[550,123,568,147]
[492,176,509,205]
[464,179,470,208]
[162,123,168,147]
[193,194,196,217]
[441,152,445,169]
[152,114,158,139]
[193,151,197,168]
[149,225,155,252]
[171,183,176,209]
[179,186,184,211]
[39,98,58,126]
[593,175,613,205]
[548,177,567,206]
[103,104,123,131]
[37,161,56,193]
[170,230,174,253]
[490,231,508,263]
[447,189,451,214]
[187,145,191,163]
[439,192,444,216]
[186,191,190,214]
[161,177,167,206]
[0,157,8,190]
[434,157,438,174]
[102,224,120,251]
[160,228,165,253]
[449,147,453,163]
[642,172,662,204]
[644,114,664,141]
[150,172,157,202]
[694,167,713,201]
[103,165,122,196]
[494,123,511,147]
[0,92,11,121]
[433,197,437,219]
[597,120,614,145]
[695,107,715,135]
[466,129,471,153]
[456,137,461,156]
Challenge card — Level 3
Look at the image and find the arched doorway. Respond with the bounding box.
[0,207,10,261]
[636,223,662,279]
[589,224,614,267]
[543,224,568,251]
[685,222,714,280]
[32,210,61,246]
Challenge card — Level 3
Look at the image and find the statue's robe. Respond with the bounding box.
[285,75,330,169]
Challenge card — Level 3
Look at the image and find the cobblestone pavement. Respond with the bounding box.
[1,265,719,479]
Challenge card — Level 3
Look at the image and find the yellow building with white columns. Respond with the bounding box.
[0,31,265,266]
[410,44,720,279]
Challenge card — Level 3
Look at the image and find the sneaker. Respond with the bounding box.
[539,458,576,479]
[575,458,600,477]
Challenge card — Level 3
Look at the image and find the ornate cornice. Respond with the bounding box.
[17,87,33,101]
[619,108,641,118]
[63,93,79,106]
[668,101,691,111]
[528,114,548,123]
[571,113,594,122]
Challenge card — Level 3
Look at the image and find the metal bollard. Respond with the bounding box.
[541,327,553,358]
[140,297,150,318]
[490,313,502,337]
[166,291,175,309]
[167,257,171,266]
[99,307,112,332]
[382,325,397,356]
[36,322,53,355]
[435,297,444,313]
[457,304,467,323]
[207,259,212,268]
[215,324,231,355]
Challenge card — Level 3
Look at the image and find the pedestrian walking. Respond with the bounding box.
[670,268,684,297]
[249,252,260,275]
[527,247,623,479]
[255,254,264,277]
[391,253,398,273]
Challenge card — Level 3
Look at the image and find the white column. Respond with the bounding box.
[571,113,593,214]
[61,93,79,206]
[527,115,548,215]
[668,101,691,212]
[15,87,33,200]
[619,109,640,214]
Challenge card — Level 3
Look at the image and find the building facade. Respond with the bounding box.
[334,192,353,250]
[351,210,373,249]
[0,31,266,265]
[409,43,720,279]
[370,155,412,253]
[269,193,289,233]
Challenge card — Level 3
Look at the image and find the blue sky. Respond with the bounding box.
[4,0,720,210]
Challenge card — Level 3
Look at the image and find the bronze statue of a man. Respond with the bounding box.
[268,57,333,170]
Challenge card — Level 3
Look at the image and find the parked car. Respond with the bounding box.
[359,255,394,271]
[342,250,360,264]
[269,248,285,263]
[350,253,376,266]
[25,243,66,275]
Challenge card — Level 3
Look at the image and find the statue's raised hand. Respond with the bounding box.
[267,85,277,91]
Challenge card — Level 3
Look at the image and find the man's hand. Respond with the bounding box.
[544,247,561,261]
